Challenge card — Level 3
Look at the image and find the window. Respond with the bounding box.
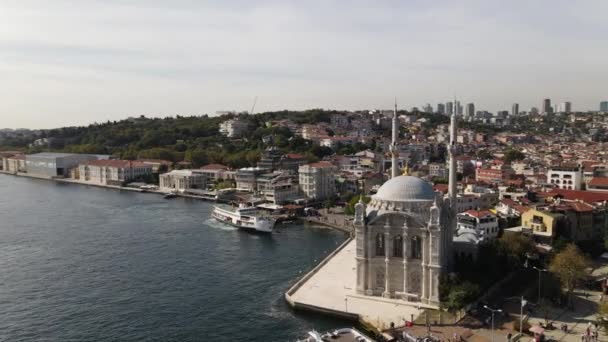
[411,236,422,259]
[375,233,385,256]
[393,235,403,257]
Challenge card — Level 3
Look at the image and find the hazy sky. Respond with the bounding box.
[1,0,607,129]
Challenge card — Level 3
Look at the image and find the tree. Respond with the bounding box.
[504,149,526,163]
[549,244,591,305]
[344,195,371,215]
[597,301,608,332]
[500,233,536,267]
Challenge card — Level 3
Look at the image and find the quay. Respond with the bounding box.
[285,239,424,331]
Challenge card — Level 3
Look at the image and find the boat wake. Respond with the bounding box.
[203,218,238,231]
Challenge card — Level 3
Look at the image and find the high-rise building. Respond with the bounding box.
[557,102,572,113]
[512,103,519,116]
[466,103,475,117]
[600,101,608,112]
[437,103,445,114]
[446,102,453,115]
[454,101,462,116]
[530,107,539,115]
[542,98,552,114]
[423,103,433,113]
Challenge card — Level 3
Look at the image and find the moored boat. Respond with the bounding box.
[296,328,375,342]
[211,204,275,233]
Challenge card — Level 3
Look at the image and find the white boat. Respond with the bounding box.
[211,204,275,233]
[297,328,376,342]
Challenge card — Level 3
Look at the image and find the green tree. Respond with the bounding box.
[549,244,591,305]
[504,149,526,163]
[344,195,371,215]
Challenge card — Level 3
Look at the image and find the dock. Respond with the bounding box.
[285,239,424,331]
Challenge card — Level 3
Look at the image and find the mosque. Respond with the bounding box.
[353,101,459,308]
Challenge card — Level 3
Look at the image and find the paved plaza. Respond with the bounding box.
[288,239,424,330]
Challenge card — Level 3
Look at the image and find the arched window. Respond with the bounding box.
[411,236,422,259]
[375,233,385,256]
[393,235,403,257]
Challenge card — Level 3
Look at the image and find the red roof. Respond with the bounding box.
[307,161,334,168]
[8,154,25,160]
[284,153,305,159]
[548,189,608,204]
[589,177,608,187]
[433,184,448,194]
[462,209,495,218]
[83,159,149,168]
[200,163,229,171]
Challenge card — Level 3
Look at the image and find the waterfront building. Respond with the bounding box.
[199,164,233,182]
[255,172,299,204]
[78,160,152,186]
[298,161,336,201]
[137,159,173,173]
[2,154,26,173]
[352,102,458,308]
[159,169,206,193]
[547,164,582,190]
[235,167,270,192]
[25,152,105,178]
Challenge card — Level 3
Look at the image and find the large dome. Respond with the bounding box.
[374,175,436,202]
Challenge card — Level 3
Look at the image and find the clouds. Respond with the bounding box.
[0,0,607,128]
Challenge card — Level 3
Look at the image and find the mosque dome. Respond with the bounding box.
[373,175,436,202]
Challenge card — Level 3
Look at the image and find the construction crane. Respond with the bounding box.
[250,96,258,115]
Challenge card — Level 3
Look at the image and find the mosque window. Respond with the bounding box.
[393,235,403,257]
[375,233,385,256]
[411,236,422,259]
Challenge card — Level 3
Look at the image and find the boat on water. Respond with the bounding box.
[211,204,275,233]
[163,193,177,199]
[297,328,375,342]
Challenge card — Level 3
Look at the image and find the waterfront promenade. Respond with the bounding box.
[286,239,424,330]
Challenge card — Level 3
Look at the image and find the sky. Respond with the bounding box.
[1,0,607,129]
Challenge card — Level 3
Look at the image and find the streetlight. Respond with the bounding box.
[344,297,348,312]
[484,305,503,342]
[525,258,547,304]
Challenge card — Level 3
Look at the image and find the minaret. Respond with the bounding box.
[448,100,458,206]
[390,99,400,178]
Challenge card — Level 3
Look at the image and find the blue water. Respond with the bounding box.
[0,175,349,341]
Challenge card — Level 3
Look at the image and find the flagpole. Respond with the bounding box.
[520,296,524,337]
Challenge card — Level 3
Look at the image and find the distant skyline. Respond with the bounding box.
[1,0,607,129]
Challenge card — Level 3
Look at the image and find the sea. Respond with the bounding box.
[0,175,350,341]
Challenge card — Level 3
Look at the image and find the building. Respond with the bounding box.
[257,147,283,170]
[235,167,270,192]
[78,160,152,186]
[25,152,103,178]
[353,176,449,307]
[436,103,445,115]
[465,103,475,118]
[453,210,499,257]
[219,119,249,138]
[2,154,26,173]
[547,164,582,190]
[199,164,233,182]
[521,208,564,245]
[542,98,552,114]
[428,163,447,179]
[476,166,513,184]
[600,101,608,112]
[298,161,335,201]
[137,159,172,173]
[446,102,453,115]
[159,169,206,193]
[255,172,298,204]
[512,103,519,116]
[588,177,608,192]
[557,102,572,113]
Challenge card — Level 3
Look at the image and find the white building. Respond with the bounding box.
[159,169,206,193]
[353,176,450,307]
[547,165,582,190]
[235,167,270,192]
[78,160,152,186]
[298,161,336,201]
[2,154,26,173]
[453,210,499,258]
[219,119,249,138]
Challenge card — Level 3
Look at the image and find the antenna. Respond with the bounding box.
[250,96,258,115]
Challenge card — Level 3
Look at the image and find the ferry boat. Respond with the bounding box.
[297,328,375,342]
[211,204,275,233]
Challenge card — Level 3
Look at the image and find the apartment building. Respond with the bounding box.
[298,161,336,201]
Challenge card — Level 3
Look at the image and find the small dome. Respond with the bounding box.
[374,176,435,202]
